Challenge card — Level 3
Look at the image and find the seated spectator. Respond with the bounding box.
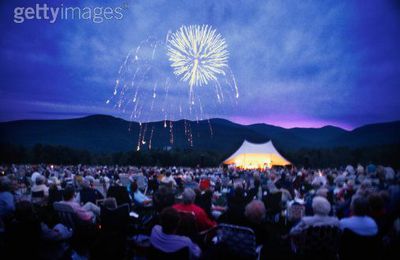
[147,174,159,194]
[48,183,63,205]
[128,180,151,206]
[41,222,73,241]
[150,207,201,258]
[153,185,175,213]
[194,188,213,218]
[5,201,41,259]
[107,181,131,207]
[173,188,216,231]
[0,177,15,220]
[368,192,390,236]
[31,175,49,204]
[340,196,378,236]
[290,196,339,235]
[219,184,248,225]
[244,200,268,245]
[60,185,100,222]
[161,171,177,187]
[79,177,104,204]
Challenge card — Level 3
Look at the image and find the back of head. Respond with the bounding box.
[160,207,180,234]
[0,177,12,192]
[63,184,75,201]
[368,193,384,213]
[316,187,328,198]
[245,200,266,224]
[351,196,369,216]
[312,196,331,216]
[35,175,45,186]
[234,183,244,197]
[182,188,196,204]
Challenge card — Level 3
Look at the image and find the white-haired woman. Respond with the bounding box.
[290,196,339,235]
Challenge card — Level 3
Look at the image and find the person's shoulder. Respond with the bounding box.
[339,216,352,225]
[364,216,378,225]
[151,224,162,234]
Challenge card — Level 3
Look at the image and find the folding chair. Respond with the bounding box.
[213,223,262,260]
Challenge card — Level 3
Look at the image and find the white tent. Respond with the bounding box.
[223,140,291,169]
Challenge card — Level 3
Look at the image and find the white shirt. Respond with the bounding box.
[161,176,177,186]
[340,216,378,236]
[31,184,49,197]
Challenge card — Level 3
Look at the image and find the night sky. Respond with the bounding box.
[1,0,399,129]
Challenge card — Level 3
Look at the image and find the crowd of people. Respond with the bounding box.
[0,163,399,259]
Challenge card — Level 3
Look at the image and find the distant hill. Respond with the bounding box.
[1,115,399,156]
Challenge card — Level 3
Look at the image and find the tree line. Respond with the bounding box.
[0,142,399,168]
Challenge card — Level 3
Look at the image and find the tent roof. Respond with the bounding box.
[223,140,291,167]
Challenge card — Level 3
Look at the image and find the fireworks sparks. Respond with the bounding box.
[167,25,229,88]
[108,25,239,150]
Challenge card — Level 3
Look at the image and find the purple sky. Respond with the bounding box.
[0,0,399,129]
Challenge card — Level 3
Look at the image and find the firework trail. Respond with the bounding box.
[107,25,239,151]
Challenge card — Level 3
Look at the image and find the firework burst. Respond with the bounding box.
[167,25,229,88]
[108,25,238,151]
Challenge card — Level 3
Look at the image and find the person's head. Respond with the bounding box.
[63,184,75,201]
[182,188,196,204]
[166,171,172,177]
[234,182,244,197]
[35,175,45,186]
[160,207,181,234]
[316,187,328,198]
[0,177,12,192]
[245,200,266,224]
[312,196,331,216]
[368,193,384,213]
[351,196,369,216]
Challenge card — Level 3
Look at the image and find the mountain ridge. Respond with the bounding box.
[1,114,399,155]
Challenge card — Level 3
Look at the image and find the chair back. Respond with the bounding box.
[31,190,46,205]
[264,192,282,214]
[296,225,341,260]
[340,228,381,260]
[93,181,106,197]
[31,190,45,198]
[177,210,198,237]
[119,174,130,187]
[100,203,130,234]
[147,245,189,260]
[216,223,257,258]
[53,202,79,230]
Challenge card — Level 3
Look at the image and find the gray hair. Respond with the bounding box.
[35,175,46,185]
[312,196,331,216]
[182,188,196,204]
[316,188,328,198]
[245,200,266,224]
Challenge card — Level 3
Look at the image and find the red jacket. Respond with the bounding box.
[173,203,216,231]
